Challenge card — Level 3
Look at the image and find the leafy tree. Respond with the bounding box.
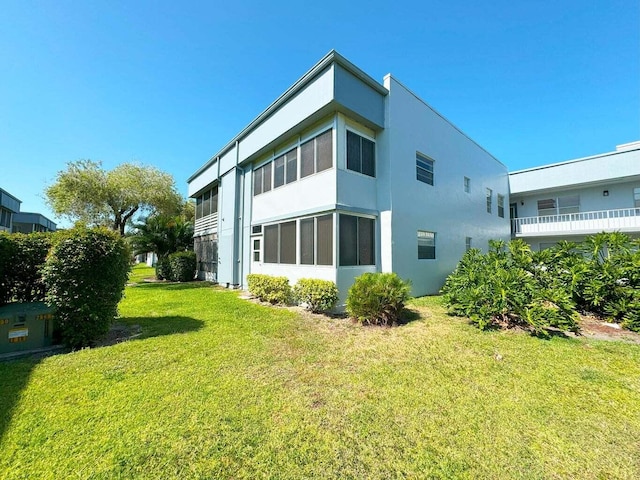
[45,159,183,235]
[128,214,194,279]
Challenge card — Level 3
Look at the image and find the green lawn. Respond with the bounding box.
[1,265,640,479]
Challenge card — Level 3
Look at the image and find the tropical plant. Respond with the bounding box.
[346,272,412,326]
[293,278,339,313]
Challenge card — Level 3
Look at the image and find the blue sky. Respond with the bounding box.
[1,0,638,228]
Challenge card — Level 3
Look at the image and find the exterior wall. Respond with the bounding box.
[12,212,57,233]
[0,188,21,233]
[383,75,510,296]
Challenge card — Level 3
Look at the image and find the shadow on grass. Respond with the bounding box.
[0,315,204,444]
[397,307,423,325]
[128,282,217,292]
[117,315,205,340]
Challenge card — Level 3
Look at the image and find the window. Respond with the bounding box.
[285,148,298,184]
[194,185,219,220]
[274,155,285,188]
[464,177,471,193]
[497,194,505,218]
[346,130,375,177]
[262,162,272,193]
[339,214,375,266]
[252,225,262,234]
[300,218,314,265]
[416,153,434,185]
[253,239,261,262]
[264,222,296,264]
[486,188,492,213]
[537,195,580,216]
[301,130,333,178]
[635,187,640,208]
[465,237,472,251]
[253,167,263,196]
[316,214,333,265]
[417,231,436,259]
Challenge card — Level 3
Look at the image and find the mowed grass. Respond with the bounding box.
[1,266,640,479]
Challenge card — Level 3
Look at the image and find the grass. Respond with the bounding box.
[1,265,640,478]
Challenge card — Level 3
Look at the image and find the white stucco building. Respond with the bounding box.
[187,51,511,300]
[509,141,640,250]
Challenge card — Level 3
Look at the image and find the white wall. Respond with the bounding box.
[383,75,510,296]
[512,180,640,218]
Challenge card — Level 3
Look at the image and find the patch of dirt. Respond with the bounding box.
[572,314,640,344]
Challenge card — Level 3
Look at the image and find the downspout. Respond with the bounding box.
[234,140,244,287]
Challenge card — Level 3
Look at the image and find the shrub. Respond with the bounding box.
[42,227,131,348]
[441,239,579,336]
[156,257,171,280]
[346,272,411,326]
[293,278,339,313]
[8,232,53,303]
[246,274,292,305]
[0,232,18,305]
[167,251,197,282]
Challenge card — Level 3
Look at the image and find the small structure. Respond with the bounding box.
[0,302,58,354]
[12,212,57,233]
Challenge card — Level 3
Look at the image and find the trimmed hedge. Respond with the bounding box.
[0,232,19,304]
[346,272,412,326]
[167,251,196,282]
[293,278,339,313]
[42,227,131,348]
[246,274,292,305]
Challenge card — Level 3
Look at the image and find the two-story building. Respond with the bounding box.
[509,141,640,250]
[0,188,21,233]
[187,51,511,300]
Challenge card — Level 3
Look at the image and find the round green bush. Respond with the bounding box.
[246,273,292,305]
[293,278,339,313]
[167,251,197,282]
[42,227,131,348]
[346,272,411,326]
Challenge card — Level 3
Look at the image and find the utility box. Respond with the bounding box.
[0,302,59,354]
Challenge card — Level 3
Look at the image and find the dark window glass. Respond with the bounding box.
[203,190,211,216]
[264,225,278,263]
[274,156,285,188]
[418,231,436,259]
[263,162,272,192]
[346,131,360,173]
[280,221,296,264]
[253,167,263,196]
[252,225,262,234]
[300,218,314,265]
[300,140,314,178]
[316,214,333,265]
[196,196,203,219]
[316,130,333,172]
[339,214,358,266]
[285,148,297,184]
[358,217,375,265]
[361,138,375,177]
[416,153,434,185]
[211,186,218,213]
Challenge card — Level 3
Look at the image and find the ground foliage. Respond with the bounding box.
[442,233,640,334]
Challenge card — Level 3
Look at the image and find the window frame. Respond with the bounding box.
[417,230,436,260]
[465,237,472,251]
[346,129,376,178]
[486,188,493,214]
[497,194,505,218]
[416,152,434,185]
[634,187,640,208]
[464,177,471,193]
[339,213,376,266]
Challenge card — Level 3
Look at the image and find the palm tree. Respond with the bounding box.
[128,215,194,279]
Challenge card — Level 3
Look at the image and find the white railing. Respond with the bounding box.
[194,213,218,235]
[512,208,640,236]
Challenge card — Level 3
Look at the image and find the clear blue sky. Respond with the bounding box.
[1,0,638,228]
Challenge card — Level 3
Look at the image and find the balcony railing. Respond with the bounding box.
[194,213,218,235]
[512,208,640,237]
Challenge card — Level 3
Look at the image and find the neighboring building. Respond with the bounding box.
[0,188,21,233]
[12,212,57,233]
[188,51,511,300]
[509,141,640,250]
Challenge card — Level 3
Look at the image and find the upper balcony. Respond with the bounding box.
[512,207,640,237]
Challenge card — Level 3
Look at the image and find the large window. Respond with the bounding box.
[486,188,493,214]
[497,194,505,218]
[537,195,580,216]
[300,214,333,265]
[254,129,332,196]
[417,230,436,259]
[301,130,332,178]
[416,153,434,185]
[263,221,296,264]
[346,131,375,177]
[339,214,375,266]
[195,185,219,219]
[263,214,333,266]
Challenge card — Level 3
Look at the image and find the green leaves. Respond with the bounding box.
[293,278,339,313]
[346,273,412,326]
